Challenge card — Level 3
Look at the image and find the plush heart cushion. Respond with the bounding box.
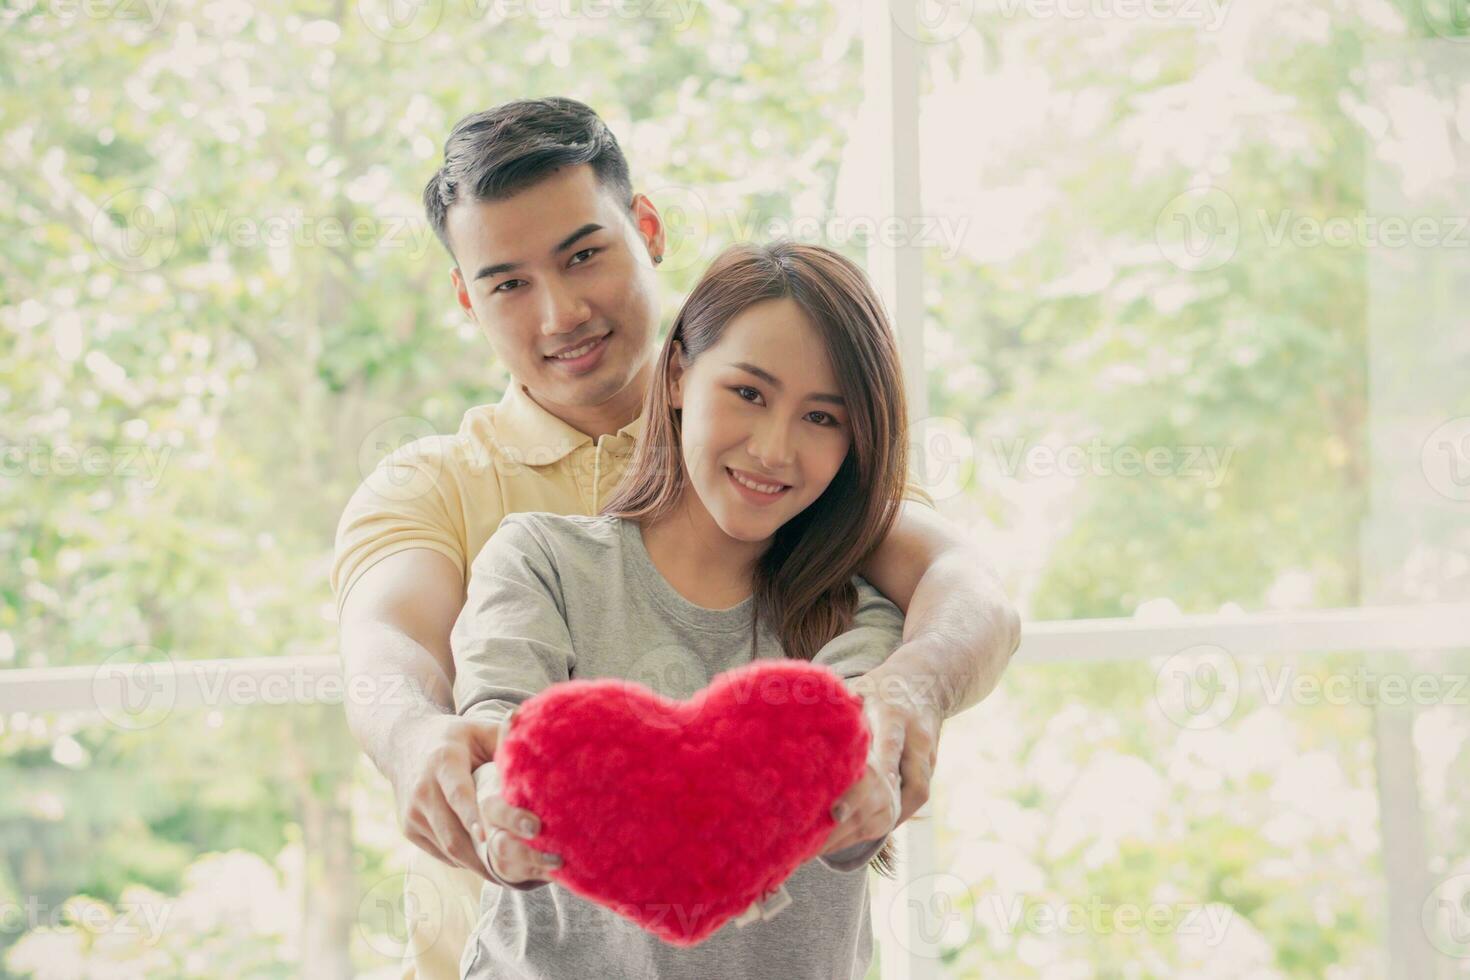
[495,659,870,946]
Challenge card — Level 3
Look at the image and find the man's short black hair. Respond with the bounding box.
[423,97,635,262]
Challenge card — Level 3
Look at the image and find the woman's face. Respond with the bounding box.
[669,297,854,545]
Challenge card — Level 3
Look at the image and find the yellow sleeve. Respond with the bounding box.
[330,434,488,617]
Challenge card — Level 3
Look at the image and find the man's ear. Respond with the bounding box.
[450,266,475,320]
[630,193,666,266]
[668,340,686,409]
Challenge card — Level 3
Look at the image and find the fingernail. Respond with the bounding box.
[519,816,539,837]
[831,803,848,822]
[546,854,562,867]
[473,822,486,844]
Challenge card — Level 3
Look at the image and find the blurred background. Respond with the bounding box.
[2,0,1469,976]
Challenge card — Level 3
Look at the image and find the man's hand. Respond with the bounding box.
[392,711,508,882]
[820,670,942,856]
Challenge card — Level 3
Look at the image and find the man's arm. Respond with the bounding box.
[337,548,499,882]
[848,499,1022,830]
[856,500,1021,717]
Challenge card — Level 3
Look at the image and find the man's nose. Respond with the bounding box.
[540,276,591,335]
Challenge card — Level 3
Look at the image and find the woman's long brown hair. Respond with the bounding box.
[601,241,911,877]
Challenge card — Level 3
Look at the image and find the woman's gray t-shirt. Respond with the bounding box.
[450,512,907,980]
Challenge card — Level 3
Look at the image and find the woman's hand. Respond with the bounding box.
[475,709,563,887]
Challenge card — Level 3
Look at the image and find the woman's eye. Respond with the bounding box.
[732,385,762,403]
[809,412,839,427]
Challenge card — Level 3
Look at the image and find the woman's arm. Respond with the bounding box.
[452,515,577,724]
[452,514,578,891]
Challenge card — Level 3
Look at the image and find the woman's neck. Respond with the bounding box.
[638,490,768,608]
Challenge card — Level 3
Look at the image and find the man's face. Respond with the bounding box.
[669,297,854,544]
[447,164,663,415]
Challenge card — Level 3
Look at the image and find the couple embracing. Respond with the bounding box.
[332,96,1020,980]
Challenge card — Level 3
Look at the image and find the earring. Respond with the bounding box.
[653,254,664,265]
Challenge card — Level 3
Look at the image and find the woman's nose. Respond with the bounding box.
[748,423,794,471]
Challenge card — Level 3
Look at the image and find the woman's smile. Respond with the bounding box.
[726,466,792,505]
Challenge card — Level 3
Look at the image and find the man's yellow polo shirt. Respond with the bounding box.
[333,379,934,613]
[332,380,647,612]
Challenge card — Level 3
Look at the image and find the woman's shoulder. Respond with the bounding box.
[492,512,628,560]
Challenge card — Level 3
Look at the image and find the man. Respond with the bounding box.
[333,96,1020,980]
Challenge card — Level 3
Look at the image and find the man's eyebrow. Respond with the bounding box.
[731,362,846,406]
[472,223,606,282]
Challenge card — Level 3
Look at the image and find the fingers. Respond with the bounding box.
[864,698,905,784]
[822,762,902,854]
[441,752,493,852]
[476,759,562,881]
[483,825,563,885]
[424,784,487,877]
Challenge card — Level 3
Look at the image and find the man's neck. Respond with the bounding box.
[524,359,652,442]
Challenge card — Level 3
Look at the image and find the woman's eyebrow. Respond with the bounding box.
[731,362,845,406]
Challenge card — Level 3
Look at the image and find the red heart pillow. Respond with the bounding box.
[495,659,870,946]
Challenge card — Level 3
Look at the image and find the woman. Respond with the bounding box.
[451,240,914,979]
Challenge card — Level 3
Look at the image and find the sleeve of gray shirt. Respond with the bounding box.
[809,576,908,873]
[451,514,575,892]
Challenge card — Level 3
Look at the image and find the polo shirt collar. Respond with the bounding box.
[492,380,646,466]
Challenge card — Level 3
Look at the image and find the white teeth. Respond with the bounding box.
[552,337,602,360]
[730,469,785,494]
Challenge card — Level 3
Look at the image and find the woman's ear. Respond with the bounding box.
[668,340,687,409]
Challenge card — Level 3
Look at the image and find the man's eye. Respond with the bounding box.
[569,247,599,266]
[494,279,525,293]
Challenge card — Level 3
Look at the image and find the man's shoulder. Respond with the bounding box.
[365,401,516,479]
